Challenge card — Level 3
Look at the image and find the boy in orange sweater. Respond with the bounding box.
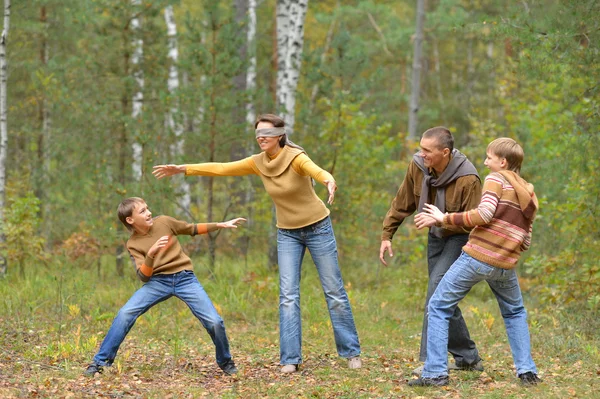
[84,197,245,376]
[410,138,541,386]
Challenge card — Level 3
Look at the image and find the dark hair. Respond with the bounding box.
[487,137,524,174]
[422,126,454,152]
[255,114,287,147]
[117,197,145,231]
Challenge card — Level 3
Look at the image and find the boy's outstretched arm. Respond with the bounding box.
[216,218,247,229]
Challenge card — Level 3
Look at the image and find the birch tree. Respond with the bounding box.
[246,0,256,130]
[131,0,144,180]
[0,0,10,276]
[407,0,425,140]
[164,4,190,214]
[275,0,308,132]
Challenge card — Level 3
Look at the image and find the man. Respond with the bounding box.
[379,126,483,374]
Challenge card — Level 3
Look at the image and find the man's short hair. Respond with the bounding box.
[487,138,524,174]
[422,126,454,152]
[117,197,145,231]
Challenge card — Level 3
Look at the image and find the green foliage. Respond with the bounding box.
[1,192,48,274]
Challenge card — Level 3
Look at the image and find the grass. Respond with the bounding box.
[0,252,599,398]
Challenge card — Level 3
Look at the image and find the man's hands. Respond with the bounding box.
[148,235,170,258]
[414,203,445,230]
[152,164,186,179]
[217,218,247,229]
[379,240,393,266]
[324,180,337,205]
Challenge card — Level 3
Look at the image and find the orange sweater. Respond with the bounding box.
[185,146,334,229]
[443,171,538,269]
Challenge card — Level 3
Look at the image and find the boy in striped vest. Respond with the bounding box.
[410,138,541,387]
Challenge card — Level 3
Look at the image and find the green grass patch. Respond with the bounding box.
[0,254,598,398]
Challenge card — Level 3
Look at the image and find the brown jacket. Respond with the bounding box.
[381,160,482,241]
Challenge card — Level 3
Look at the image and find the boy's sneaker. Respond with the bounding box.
[518,371,542,386]
[219,360,238,375]
[408,375,449,387]
[449,359,484,372]
[83,363,103,376]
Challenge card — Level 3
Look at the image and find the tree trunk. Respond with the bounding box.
[275,0,308,132]
[37,6,51,241]
[407,0,425,140]
[432,35,446,126]
[131,0,144,181]
[0,0,11,276]
[164,5,190,215]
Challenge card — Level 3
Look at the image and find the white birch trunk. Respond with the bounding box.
[0,0,10,223]
[246,0,257,130]
[0,0,9,275]
[131,0,144,180]
[408,0,425,140]
[164,5,190,213]
[276,0,308,132]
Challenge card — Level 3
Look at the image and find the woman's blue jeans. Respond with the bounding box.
[92,270,232,367]
[422,252,537,378]
[277,216,361,365]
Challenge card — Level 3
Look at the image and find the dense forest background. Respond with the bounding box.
[0,1,598,397]
[4,0,596,305]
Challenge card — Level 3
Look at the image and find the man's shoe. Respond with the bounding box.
[518,371,542,386]
[281,364,299,374]
[411,365,424,376]
[408,375,449,387]
[83,363,103,376]
[449,359,484,372]
[348,356,362,369]
[219,360,238,375]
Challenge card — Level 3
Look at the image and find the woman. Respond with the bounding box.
[153,114,361,373]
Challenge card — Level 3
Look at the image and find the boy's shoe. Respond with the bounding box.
[408,375,449,387]
[281,364,299,374]
[219,360,238,375]
[83,363,103,376]
[348,356,362,369]
[413,360,484,375]
[449,359,484,372]
[518,371,542,386]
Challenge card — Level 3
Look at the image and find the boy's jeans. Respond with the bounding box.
[92,270,232,367]
[422,252,537,378]
[277,216,361,365]
[421,233,480,365]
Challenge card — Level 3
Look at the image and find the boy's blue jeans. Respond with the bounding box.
[92,270,232,367]
[277,216,361,365]
[422,252,537,378]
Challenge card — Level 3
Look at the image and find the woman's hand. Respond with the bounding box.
[324,180,337,205]
[217,218,247,229]
[152,164,185,179]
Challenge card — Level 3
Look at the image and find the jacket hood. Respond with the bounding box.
[498,170,538,220]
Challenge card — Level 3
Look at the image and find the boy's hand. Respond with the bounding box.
[414,212,437,229]
[148,235,170,257]
[324,180,337,205]
[152,164,185,179]
[218,218,247,229]
[422,203,445,223]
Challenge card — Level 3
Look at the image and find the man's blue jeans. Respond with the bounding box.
[277,216,361,365]
[421,233,480,365]
[423,252,537,378]
[92,270,232,367]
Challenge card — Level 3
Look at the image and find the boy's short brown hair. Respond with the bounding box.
[117,197,145,231]
[487,138,524,174]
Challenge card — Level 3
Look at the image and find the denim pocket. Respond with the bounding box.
[470,257,496,276]
[312,218,332,235]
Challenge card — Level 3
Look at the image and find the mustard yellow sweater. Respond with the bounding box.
[185,146,334,229]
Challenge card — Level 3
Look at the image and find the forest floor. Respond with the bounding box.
[0,255,598,398]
